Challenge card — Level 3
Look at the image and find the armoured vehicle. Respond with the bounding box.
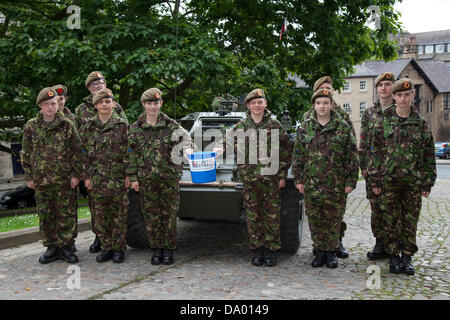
[126,95,304,254]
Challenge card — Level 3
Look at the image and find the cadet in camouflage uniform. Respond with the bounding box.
[368,78,436,275]
[222,88,292,267]
[21,87,82,264]
[80,88,129,263]
[293,89,358,268]
[126,88,192,265]
[359,72,396,260]
[52,84,75,123]
[75,71,128,253]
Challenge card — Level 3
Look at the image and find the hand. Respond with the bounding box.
[125,176,130,189]
[422,191,430,198]
[183,148,194,160]
[345,186,353,194]
[85,179,92,191]
[212,147,224,155]
[279,179,286,189]
[372,187,381,195]
[295,183,304,194]
[361,170,368,178]
[131,181,139,192]
[70,177,80,189]
[26,180,35,190]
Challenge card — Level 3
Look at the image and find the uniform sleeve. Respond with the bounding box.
[344,127,359,189]
[343,111,356,139]
[125,128,139,182]
[20,124,34,181]
[79,124,93,180]
[68,121,83,179]
[292,125,306,185]
[422,122,437,192]
[114,103,128,124]
[367,118,384,189]
[74,104,83,130]
[277,125,292,180]
[359,108,371,172]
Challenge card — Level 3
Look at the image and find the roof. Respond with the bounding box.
[417,60,450,93]
[345,64,377,78]
[413,30,450,45]
[363,58,412,78]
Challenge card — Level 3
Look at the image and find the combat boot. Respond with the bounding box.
[336,240,349,258]
[39,245,60,264]
[96,250,113,263]
[89,236,102,253]
[367,238,388,260]
[162,249,174,265]
[60,245,79,263]
[264,249,278,267]
[151,248,163,265]
[311,250,326,268]
[112,250,125,263]
[389,255,402,274]
[326,251,338,268]
[251,247,265,266]
[401,254,415,276]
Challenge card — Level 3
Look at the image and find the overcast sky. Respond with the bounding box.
[394,0,450,33]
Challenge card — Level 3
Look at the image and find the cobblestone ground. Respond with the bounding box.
[0,180,448,300]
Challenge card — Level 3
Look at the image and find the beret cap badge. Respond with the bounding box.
[323,89,329,95]
[47,91,54,97]
[403,82,411,89]
[256,89,263,96]
[155,92,160,99]
[96,72,102,78]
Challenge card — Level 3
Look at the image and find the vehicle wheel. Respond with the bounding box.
[125,190,150,249]
[279,181,303,254]
[16,200,28,209]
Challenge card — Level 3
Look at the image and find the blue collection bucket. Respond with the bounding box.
[188,151,216,183]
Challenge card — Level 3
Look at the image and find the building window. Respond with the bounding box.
[360,80,367,91]
[418,45,424,54]
[425,45,434,53]
[360,102,367,118]
[343,103,351,113]
[445,93,450,110]
[436,44,445,53]
[343,81,351,92]
[426,100,433,113]
[445,113,449,121]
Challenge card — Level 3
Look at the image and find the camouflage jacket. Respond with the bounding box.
[74,95,128,130]
[359,100,382,172]
[61,106,76,123]
[226,109,292,182]
[126,112,192,182]
[20,111,83,187]
[293,110,359,197]
[368,105,437,192]
[79,113,129,187]
[301,102,356,138]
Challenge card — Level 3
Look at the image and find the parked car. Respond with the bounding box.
[435,142,450,159]
[0,184,36,209]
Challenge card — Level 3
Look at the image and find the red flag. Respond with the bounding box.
[279,18,287,40]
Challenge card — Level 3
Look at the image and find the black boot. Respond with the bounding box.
[39,245,60,264]
[112,250,125,263]
[71,243,77,253]
[96,250,113,263]
[251,247,265,266]
[162,249,174,265]
[89,236,102,253]
[401,254,415,275]
[60,245,79,263]
[389,255,402,274]
[336,240,349,258]
[151,248,163,265]
[311,250,326,268]
[367,238,388,260]
[264,249,278,267]
[326,251,338,268]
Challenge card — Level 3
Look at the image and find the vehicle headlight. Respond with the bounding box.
[1,196,12,202]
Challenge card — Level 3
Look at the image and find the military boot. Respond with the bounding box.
[162,249,174,265]
[326,252,338,268]
[336,240,349,258]
[367,238,388,260]
[151,248,163,265]
[389,255,402,274]
[89,235,102,253]
[112,250,125,263]
[264,249,278,267]
[39,245,60,264]
[251,247,265,266]
[311,250,326,268]
[60,245,79,263]
[401,254,415,276]
[96,250,113,263]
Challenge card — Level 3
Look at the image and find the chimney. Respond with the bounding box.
[403,35,419,60]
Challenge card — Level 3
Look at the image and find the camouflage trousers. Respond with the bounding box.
[243,179,281,251]
[305,193,345,252]
[382,185,422,256]
[365,181,385,238]
[140,179,179,250]
[90,183,128,251]
[35,183,78,248]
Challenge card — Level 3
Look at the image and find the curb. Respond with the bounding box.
[0,218,91,250]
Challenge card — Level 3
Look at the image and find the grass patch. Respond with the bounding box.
[0,207,91,233]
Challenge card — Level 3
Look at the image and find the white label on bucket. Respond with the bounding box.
[189,158,216,172]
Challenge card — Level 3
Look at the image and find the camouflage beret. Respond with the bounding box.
[36,87,58,105]
[311,88,333,103]
[375,72,396,87]
[52,84,68,96]
[392,78,414,94]
[313,76,333,92]
[85,71,105,88]
[244,88,265,104]
[141,88,163,102]
[93,88,114,105]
